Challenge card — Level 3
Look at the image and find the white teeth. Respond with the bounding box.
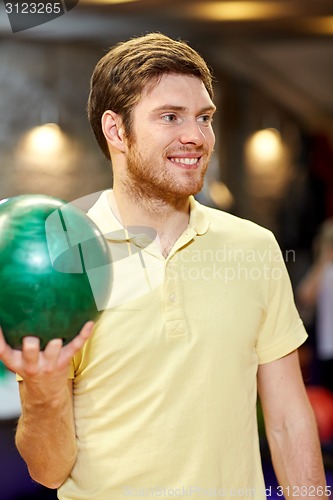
[170,157,199,165]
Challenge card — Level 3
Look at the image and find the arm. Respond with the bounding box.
[0,323,94,489]
[16,378,76,489]
[257,350,326,499]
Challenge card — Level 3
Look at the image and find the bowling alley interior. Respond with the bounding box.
[1,0,333,498]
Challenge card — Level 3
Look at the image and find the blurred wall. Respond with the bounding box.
[0,39,112,202]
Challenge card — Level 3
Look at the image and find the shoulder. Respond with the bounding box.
[195,200,276,246]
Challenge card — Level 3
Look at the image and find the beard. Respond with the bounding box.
[123,139,211,207]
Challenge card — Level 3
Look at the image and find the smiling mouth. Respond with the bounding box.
[168,157,201,168]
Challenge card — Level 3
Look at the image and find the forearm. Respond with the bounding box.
[0,324,93,488]
[267,411,327,499]
[15,382,77,489]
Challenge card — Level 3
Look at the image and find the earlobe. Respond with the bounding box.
[101,110,126,153]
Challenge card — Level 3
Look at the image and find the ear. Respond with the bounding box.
[101,110,126,153]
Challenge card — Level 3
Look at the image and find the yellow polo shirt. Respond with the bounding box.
[59,190,307,499]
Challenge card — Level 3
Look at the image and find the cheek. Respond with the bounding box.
[205,130,215,152]
[209,128,216,144]
[136,128,168,150]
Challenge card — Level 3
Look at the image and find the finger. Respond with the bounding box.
[0,325,10,360]
[65,321,94,353]
[60,321,94,364]
[21,336,41,374]
[79,321,95,341]
[43,338,63,371]
[0,325,24,372]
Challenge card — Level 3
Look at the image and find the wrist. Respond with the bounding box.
[20,381,71,412]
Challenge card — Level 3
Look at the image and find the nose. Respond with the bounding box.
[179,119,205,146]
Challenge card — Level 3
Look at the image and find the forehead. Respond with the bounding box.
[138,73,215,110]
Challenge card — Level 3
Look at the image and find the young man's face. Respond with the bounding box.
[123,73,216,203]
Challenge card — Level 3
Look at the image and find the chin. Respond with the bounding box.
[179,181,205,197]
[168,188,203,202]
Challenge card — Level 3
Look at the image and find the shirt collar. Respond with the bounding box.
[188,195,210,236]
[87,190,210,244]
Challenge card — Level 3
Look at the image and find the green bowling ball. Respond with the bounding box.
[0,194,112,350]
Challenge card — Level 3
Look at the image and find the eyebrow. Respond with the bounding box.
[152,104,216,114]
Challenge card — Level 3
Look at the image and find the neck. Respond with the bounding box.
[111,181,191,257]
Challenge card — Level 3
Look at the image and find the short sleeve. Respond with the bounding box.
[256,234,308,364]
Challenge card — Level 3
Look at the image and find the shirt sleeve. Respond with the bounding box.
[255,234,308,365]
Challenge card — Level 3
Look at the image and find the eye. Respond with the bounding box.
[162,114,178,123]
[198,114,213,125]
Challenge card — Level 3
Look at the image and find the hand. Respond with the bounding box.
[0,322,94,404]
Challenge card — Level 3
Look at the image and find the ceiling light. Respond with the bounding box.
[16,123,75,172]
[189,1,299,22]
[247,128,282,163]
[80,0,142,4]
[209,181,234,210]
[23,123,65,156]
[298,16,333,35]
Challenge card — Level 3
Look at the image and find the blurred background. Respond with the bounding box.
[1,0,333,497]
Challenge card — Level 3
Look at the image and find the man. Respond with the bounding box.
[0,33,327,498]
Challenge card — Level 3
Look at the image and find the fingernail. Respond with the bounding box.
[48,338,63,348]
[22,336,40,347]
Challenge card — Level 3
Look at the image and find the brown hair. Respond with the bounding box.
[87,33,214,159]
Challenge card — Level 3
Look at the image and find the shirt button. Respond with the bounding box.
[169,294,176,303]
